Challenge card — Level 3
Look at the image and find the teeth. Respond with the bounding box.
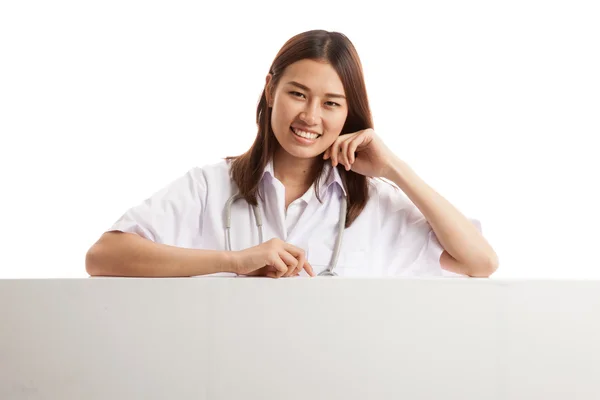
[292,127,319,140]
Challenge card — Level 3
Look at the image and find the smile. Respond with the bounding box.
[291,127,321,140]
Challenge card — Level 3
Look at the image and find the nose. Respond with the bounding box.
[299,101,321,126]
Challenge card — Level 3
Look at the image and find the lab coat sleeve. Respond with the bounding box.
[107,168,208,249]
[374,180,482,277]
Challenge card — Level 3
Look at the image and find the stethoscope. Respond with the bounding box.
[224,192,347,276]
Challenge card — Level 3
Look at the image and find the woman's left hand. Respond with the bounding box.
[323,128,397,179]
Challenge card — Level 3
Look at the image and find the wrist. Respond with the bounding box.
[223,251,240,274]
[383,156,406,182]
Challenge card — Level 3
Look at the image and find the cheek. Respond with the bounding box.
[324,112,348,135]
[272,101,296,129]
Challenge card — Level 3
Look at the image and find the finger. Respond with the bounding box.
[303,260,315,277]
[332,139,347,168]
[290,258,310,277]
[266,268,279,279]
[288,263,302,276]
[347,134,364,164]
[323,148,330,160]
[340,139,351,171]
[291,262,303,276]
[275,258,289,278]
[330,142,339,167]
[279,250,299,277]
[269,257,288,278]
[283,243,313,277]
[337,135,355,170]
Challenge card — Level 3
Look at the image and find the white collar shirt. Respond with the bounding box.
[109,159,480,277]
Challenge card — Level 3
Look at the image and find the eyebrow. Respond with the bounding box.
[286,81,346,100]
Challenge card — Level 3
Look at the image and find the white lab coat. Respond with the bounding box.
[109,158,481,277]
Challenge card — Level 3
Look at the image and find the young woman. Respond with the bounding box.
[86,30,498,279]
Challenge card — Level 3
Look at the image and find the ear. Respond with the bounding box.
[265,74,273,107]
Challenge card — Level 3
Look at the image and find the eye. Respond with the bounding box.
[289,91,306,98]
[325,101,341,107]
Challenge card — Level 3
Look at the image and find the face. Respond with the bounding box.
[267,59,348,161]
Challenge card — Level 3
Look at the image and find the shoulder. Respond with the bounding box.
[154,159,233,202]
[186,159,233,185]
[367,177,414,213]
[344,178,417,230]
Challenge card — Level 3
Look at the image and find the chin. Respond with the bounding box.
[283,147,321,160]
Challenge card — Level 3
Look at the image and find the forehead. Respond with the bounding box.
[280,59,345,95]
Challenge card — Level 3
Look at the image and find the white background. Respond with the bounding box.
[1,0,598,279]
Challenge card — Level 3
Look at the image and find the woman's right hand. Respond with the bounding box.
[232,238,315,278]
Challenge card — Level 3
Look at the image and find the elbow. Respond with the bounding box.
[85,244,104,276]
[86,232,117,276]
[468,253,499,278]
[85,231,139,277]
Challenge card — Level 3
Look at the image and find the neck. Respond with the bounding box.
[272,148,321,189]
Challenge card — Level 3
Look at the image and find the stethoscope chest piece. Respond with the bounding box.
[318,269,338,277]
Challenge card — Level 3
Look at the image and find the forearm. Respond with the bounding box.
[85,231,236,277]
[384,157,498,274]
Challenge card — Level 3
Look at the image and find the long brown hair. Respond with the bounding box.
[227,30,374,228]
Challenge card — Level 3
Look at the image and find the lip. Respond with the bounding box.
[291,125,321,135]
[290,127,318,145]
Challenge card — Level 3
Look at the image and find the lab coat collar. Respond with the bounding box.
[321,160,347,198]
[261,157,346,202]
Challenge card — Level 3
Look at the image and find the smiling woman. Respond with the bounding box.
[85,29,497,279]
[270,61,348,157]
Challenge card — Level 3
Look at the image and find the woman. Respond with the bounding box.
[86,30,498,279]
